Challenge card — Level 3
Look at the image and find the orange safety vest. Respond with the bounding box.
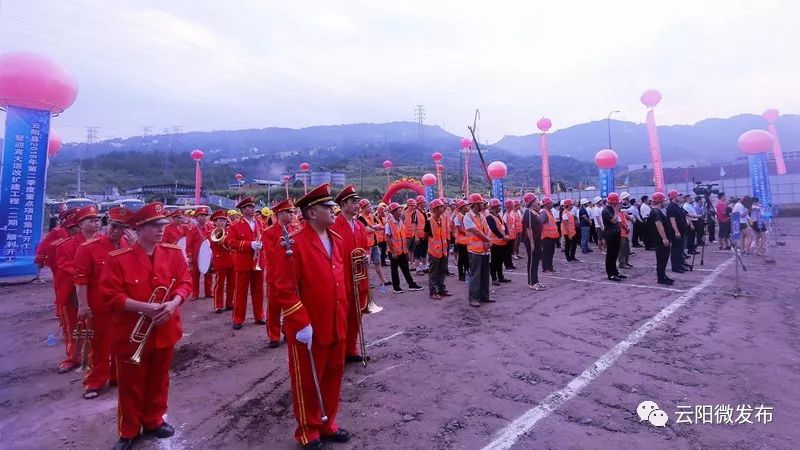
[542,209,559,239]
[374,215,386,243]
[561,210,576,237]
[466,211,490,254]
[387,217,406,255]
[504,211,518,240]
[488,213,507,246]
[619,211,629,238]
[428,215,449,258]
[455,212,469,245]
[415,209,427,239]
[402,209,416,239]
[514,210,523,233]
[361,214,377,246]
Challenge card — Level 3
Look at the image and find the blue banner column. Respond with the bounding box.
[424,186,434,203]
[0,106,51,278]
[492,179,505,206]
[748,154,773,220]
[599,168,615,198]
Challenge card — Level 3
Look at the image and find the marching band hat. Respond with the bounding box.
[296,183,337,210]
[210,210,228,221]
[194,206,210,216]
[75,205,99,223]
[272,199,294,214]
[128,202,169,227]
[236,196,255,209]
[334,185,361,204]
[107,207,131,226]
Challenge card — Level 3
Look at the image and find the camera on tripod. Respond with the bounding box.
[692,180,720,198]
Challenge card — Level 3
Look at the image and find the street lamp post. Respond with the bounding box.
[607,110,620,150]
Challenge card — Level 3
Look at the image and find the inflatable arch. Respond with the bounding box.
[382,178,424,204]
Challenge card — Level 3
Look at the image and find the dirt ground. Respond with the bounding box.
[1,219,798,450]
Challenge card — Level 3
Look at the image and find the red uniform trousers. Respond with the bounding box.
[287,339,346,445]
[233,270,265,324]
[57,302,80,367]
[213,267,236,310]
[115,347,174,439]
[265,281,282,342]
[83,314,116,390]
[191,263,214,298]
[345,298,361,357]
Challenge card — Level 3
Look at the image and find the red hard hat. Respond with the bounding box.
[522,192,536,204]
[429,199,444,209]
[387,202,402,212]
[468,193,484,204]
[358,198,370,208]
[607,192,620,204]
[415,195,426,203]
[542,196,553,205]
[652,192,666,202]
[667,189,680,199]
[504,199,514,208]
[489,198,501,207]
[454,199,466,209]
[563,198,574,206]
[406,198,417,206]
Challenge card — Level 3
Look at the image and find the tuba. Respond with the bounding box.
[210,226,225,244]
[129,279,176,364]
[73,317,94,372]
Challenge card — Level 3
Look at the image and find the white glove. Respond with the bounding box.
[296,325,313,349]
[250,241,263,251]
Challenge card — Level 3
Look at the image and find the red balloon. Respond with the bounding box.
[641,89,662,108]
[738,129,773,154]
[300,162,310,171]
[436,164,445,172]
[235,173,243,181]
[487,161,508,180]
[383,160,392,169]
[432,152,443,162]
[0,52,78,113]
[763,108,779,124]
[421,173,437,186]
[48,129,62,157]
[594,149,618,169]
[283,175,291,182]
[460,138,473,149]
[191,149,204,161]
[536,118,552,132]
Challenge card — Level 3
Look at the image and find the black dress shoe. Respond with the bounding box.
[499,278,512,283]
[255,319,267,325]
[672,269,686,273]
[115,437,136,450]
[608,275,622,281]
[143,422,175,439]
[616,274,628,279]
[321,428,352,443]
[225,306,233,311]
[268,341,280,349]
[480,298,496,303]
[303,439,325,450]
[491,281,501,286]
[345,355,371,363]
[665,277,675,283]
[232,323,243,330]
[657,278,674,285]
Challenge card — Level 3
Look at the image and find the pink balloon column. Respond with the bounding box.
[738,130,775,219]
[191,149,204,205]
[422,173,437,203]
[300,162,310,194]
[641,89,666,192]
[763,109,787,175]
[383,159,392,189]
[537,118,552,195]
[0,52,78,276]
[235,172,244,202]
[460,137,473,195]
[594,149,618,197]
[487,161,508,205]
[47,130,62,157]
[432,152,444,198]
[283,175,291,199]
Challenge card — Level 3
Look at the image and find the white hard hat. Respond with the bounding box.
[593,196,602,203]
[620,192,631,200]
[580,198,590,205]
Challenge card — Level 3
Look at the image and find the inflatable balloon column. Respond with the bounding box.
[460,137,473,195]
[283,175,291,199]
[594,149,618,197]
[0,52,78,277]
[48,129,62,158]
[738,130,775,220]
[436,164,445,198]
[191,149,204,205]
[487,161,508,207]
[641,89,665,192]
[422,173,437,203]
[235,172,244,202]
[383,160,392,189]
[432,152,444,198]
[763,109,787,175]
[300,162,310,194]
[537,118,552,195]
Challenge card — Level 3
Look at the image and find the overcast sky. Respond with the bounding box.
[1,0,797,143]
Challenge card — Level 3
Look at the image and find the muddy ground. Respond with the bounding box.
[1,219,798,450]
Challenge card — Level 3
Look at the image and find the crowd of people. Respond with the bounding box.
[31,181,770,450]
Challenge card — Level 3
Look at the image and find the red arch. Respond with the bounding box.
[382,178,424,204]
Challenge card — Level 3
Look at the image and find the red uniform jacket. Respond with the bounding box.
[100,243,193,354]
[225,217,266,271]
[330,215,369,308]
[54,233,96,306]
[35,226,69,267]
[209,228,234,271]
[73,235,130,314]
[162,222,187,245]
[271,226,348,346]
[186,222,213,264]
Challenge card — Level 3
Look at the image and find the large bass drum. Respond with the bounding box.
[176,237,188,261]
[198,239,212,274]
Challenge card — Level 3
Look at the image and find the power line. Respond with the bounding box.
[414,104,425,149]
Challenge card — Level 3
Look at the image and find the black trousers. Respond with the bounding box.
[707,222,716,242]
[605,233,621,277]
[428,256,447,294]
[541,238,556,271]
[642,224,653,249]
[490,245,507,281]
[504,243,515,269]
[456,244,470,279]
[687,225,697,252]
[590,223,597,243]
[632,222,643,247]
[379,241,388,265]
[695,220,705,247]
[564,235,577,261]
[655,242,670,280]
[527,238,542,285]
[556,223,562,248]
[389,253,416,290]
[670,236,685,271]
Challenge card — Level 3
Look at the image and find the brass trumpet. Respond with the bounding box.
[253,226,263,271]
[130,279,176,364]
[350,248,383,367]
[73,317,94,372]
[210,227,225,243]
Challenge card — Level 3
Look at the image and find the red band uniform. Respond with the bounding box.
[209,210,236,311]
[100,202,192,440]
[224,197,266,326]
[186,206,214,299]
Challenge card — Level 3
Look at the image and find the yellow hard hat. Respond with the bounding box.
[186,209,195,216]
[261,207,273,216]
[227,209,241,217]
